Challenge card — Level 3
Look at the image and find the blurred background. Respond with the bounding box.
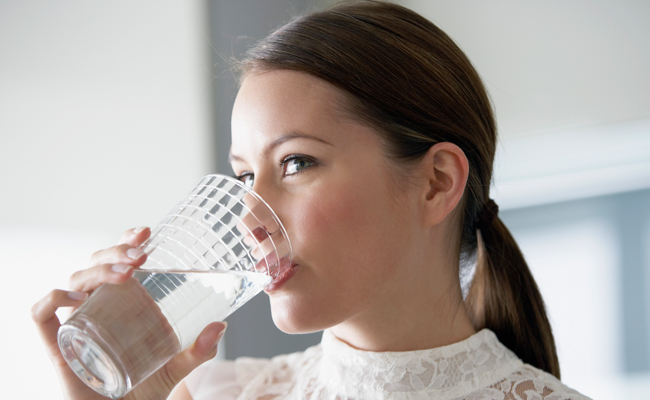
[1,0,648,398]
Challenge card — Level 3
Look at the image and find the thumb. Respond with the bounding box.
[160,322,227,386]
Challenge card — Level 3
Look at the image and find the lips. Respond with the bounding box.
[253,253,297,292]
[265,259,298,292]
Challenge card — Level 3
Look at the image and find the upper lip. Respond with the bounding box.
[271,259,296,281]
[254,253,296,280]
[264,262,298,292]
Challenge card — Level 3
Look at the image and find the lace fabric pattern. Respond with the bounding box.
[232,329,591,400]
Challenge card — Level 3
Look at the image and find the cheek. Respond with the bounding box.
[268,173,417,333]
[289,179,402,281]
[294,183,367,249]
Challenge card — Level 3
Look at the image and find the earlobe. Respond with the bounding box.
[420,142,469,227]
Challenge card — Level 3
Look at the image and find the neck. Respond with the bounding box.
[330,264,476,352]
[329,216,477,352]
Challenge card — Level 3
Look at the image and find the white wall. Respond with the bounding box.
[400,0,650,138]
[0,0,214,232]
[398,0,650,209]
[0,1,213,398]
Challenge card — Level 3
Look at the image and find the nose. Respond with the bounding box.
[249,177,284,225]
[239,181,292,275]
[241,191,281,237]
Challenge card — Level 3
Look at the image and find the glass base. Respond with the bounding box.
[58,322,130,399]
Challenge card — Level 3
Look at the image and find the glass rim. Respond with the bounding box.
[138,173,293,275]
[209,173,293,270]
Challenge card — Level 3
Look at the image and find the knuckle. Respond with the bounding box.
[100,264,114,281]
[45,290,57,304]
[110,243,131,257]
[30,301,41,322]
[68,270,81,287]
[31,290,57,322]
[89,248,103,263]
[118,231,131,244]
[116,243,132,252]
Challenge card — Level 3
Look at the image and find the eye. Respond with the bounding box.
[237,172,254,188]
[282,155,317,176]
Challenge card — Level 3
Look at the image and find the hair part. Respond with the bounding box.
[239,0,560,378]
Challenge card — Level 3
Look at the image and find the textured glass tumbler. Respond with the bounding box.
[57,174,292,398]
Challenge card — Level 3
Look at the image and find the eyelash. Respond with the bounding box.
[235,154,317,187]
[236,171,254,188]
[280,154,317,176]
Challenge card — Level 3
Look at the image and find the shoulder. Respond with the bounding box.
[236,343,322,386]
[234,344,323,399]
[476,363,592,400]
[182,344,322,400]
[182,359,240,400]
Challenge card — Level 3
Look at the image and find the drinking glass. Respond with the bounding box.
[57,174,292,398]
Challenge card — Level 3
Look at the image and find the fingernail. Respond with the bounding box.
[215,322,228,346]
[112,264,131,274]
[68,291,88,301]
[126,248,145,260]
[133,226,147,233]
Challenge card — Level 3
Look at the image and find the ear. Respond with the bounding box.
[418,142,469,227]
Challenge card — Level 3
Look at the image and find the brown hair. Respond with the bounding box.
[240,0,560,378]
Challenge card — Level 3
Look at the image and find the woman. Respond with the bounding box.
[32,1,590,399]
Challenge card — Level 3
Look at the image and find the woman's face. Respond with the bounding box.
[230,70,424,334]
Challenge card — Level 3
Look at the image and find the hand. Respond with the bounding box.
[31,227,227,400]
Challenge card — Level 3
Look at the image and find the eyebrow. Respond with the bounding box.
[228,131,333,163]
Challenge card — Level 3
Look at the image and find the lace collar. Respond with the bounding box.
[317,329,523,399]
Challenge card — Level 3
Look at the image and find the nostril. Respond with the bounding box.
[252,227,270,242]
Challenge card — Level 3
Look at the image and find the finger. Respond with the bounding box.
[68,263,135,292]
[88,243,148,269]
[117,226,152,247]
[31,290,88,324]
[159,322,227,386]
[31,290,89,361]
[188,321,227,361]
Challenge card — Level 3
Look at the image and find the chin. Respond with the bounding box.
[269,296,331,334]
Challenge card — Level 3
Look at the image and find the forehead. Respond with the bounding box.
[230,70,349,147]
[236,69,346,111]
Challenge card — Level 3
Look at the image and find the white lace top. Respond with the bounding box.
[184,329,590,400]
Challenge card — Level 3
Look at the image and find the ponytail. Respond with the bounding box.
[467,212,561,378]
